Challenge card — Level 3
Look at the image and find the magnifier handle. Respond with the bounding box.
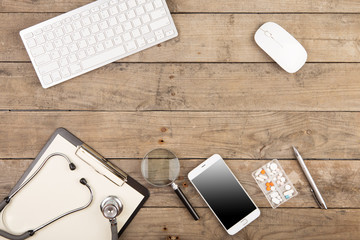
[0,197,10,212]
[171,183,200,221]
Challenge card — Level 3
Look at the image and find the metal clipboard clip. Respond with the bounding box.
[75,144,127,186]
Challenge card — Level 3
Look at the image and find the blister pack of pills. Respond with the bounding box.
[252,159,298,208]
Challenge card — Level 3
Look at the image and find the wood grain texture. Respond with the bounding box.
[124,208,360,240]
[1,14,359,62]
[1,112,360,159]
[1,159,359,208]
[1,63,360,111]
[1,0,360,13]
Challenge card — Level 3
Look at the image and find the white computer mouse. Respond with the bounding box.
[254,22,307,73]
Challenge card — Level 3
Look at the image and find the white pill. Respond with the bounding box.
[285,185,291,190]
[267,163,271,168]
[279,172,283,177]
[256,177,264,182]
[255,168,262,176]
[271,186,275,191]
[284,190,294,196]
[260,175,268,179]
[270,163,278,170]
[277,180,281,185]
[270,192,279,198]
[272,197,280,204]
[280,177,286,182]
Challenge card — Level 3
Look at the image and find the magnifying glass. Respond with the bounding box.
[141,148,200,221]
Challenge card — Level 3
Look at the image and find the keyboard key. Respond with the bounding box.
[144,3,154,12]
[123,22,132,31]
[82,17,91,26]
[81,28,91,37]
[155,29,164,40]
[42,75,52,84]
[99,21,109,30]
[72,14,81,20]
[105,29,115,38]
[114,36,122,45]
[60,58,68,66]
[52,21,61,28]
[96,32,106,41]
[44,42,54,51]
[154,0,163,8]
[96,43,105,52]
[87,36,97,45]
[81,10,90,16]
[68,54,78,63]
[104,40,114,49]
[150,17,170,30]
[45,32,55,41]
[64,24,73,33]
[136,37,146,47]
[109,6,119,15]
[69,43,79,52]
[24,32,33,39]
[81,45,126,69]
[54,28,64,37]
[63,18,71,24]
[151,8,166,20]
[165,29,174,36]
[127,9,136,19]
[142,14,150,23]
[78,40,88,49]
[101,3,109,9]
[117,14,127,22]
[119,3,127,11]
[115,25,123,34]
[63,35,72,44]
[50,51,60,59]
[137,0,145,4]
[77,50,87,59]
[60,67,71,78]
[132,29,141,38]
[123,32,131,41]
[54,39,63,48]
[42,25,52,32]
[91,13,101,22]
[86,47,96,55]
[39,62,59,74]
[125,41,137,51]
[51,71,62,81]
[35,54,51,65]
[72,32,81,41]
[31,46,45,57]
[109,17,118,26]
[91,6,100,12]
[91,24,100,33]
[73,21,82,30]
[133,18,141,27]
[140,25,150,34]
[136,6,145,15]
[27,38,37,48]
[34,29,42,35]
[100,10,110,19]
[35,35,46,44]
[128,0,137,8]
[110,0,118,5]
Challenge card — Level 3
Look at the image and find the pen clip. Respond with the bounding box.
[310,188,324,209]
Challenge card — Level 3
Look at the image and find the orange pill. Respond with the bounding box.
[266,186,271,191]
[266,182,270,187]
[261,170,265,174]
[270,182,274,186]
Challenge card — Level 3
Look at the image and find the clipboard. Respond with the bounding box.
[0,128,149,240]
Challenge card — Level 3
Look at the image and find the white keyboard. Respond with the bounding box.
[20,0,178,88]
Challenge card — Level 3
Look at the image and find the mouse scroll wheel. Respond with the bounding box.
[264,31,272,38]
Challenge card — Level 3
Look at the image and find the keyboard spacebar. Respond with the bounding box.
[81,46,126,69]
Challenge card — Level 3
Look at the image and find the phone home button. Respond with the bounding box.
[241,219,248,225]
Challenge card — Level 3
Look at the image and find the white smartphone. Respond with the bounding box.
[188,154,260,235]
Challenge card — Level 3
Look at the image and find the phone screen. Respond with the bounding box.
[192,159,256,229]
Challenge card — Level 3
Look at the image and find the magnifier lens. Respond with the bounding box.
[141,148,180,187]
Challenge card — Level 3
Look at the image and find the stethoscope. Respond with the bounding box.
[0,153,123,240]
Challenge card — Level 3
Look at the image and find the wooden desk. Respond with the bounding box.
[0,0,359,239]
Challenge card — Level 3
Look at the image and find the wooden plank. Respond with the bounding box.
[123,208,360,240]
[1,14,359,62]
[1,63,360,111]
[1,159,359,208]
[1,0,360,13]
[1,111,360,159]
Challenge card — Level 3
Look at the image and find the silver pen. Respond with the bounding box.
[292,146,327,209]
